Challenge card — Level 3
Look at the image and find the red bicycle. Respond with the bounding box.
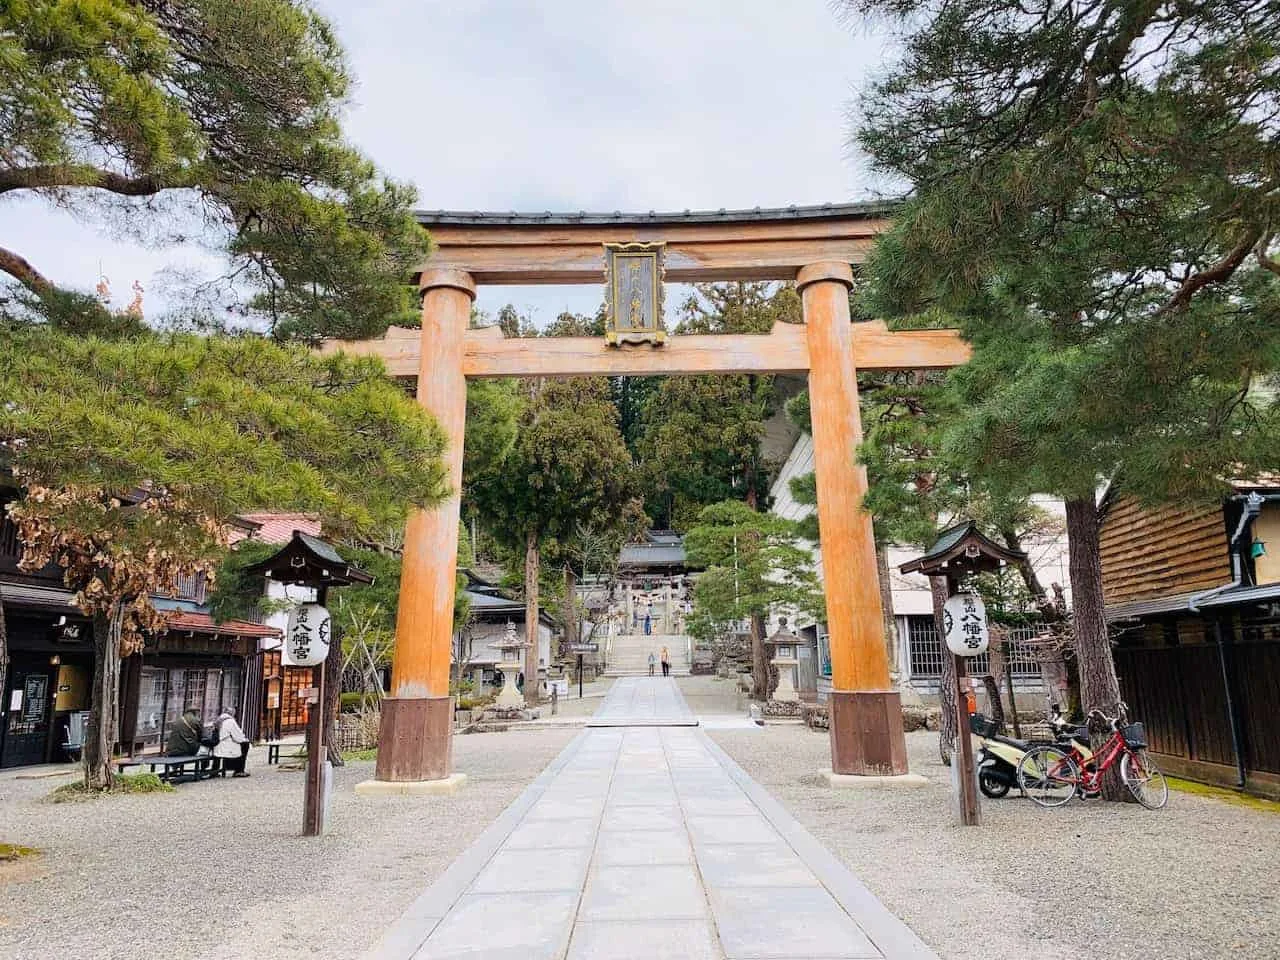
[1016,704,1169,809]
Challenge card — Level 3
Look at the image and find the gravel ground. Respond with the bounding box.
[710,725,1280,960]
[0,729,578,960]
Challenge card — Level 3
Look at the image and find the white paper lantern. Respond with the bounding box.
[284,602,331,667]
[942,593,989,657]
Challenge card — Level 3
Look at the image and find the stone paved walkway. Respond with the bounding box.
[587,672,697,726]
[366,677,936,960]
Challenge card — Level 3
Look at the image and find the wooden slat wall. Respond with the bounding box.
[1238,641,1280,774]
[1100,497,1229,604]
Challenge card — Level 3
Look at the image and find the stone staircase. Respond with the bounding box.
[604,633,691,677]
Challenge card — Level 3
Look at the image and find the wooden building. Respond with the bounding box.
[1,499,274,767]
[1,510,95,768]
[1100,485,1280,798]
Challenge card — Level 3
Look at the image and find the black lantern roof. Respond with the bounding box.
[245,530,373,587]
[897,520,1026,577]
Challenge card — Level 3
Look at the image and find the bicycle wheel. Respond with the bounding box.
[1017,745,1080,807]
[1120,749,1169,810]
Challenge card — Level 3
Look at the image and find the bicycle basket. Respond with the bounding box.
[1121,722,1147,749]
[969,714,1000,738]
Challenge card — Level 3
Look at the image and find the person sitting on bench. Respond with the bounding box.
[212,706,251,778]
[167,708,204,757]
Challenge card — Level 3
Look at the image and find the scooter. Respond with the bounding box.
[971,704,1090,798]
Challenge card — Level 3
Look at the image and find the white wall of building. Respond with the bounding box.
[769,434,1071,693]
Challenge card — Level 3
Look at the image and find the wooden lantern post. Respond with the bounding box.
[246,532,372,837]
[900,522,1027,827]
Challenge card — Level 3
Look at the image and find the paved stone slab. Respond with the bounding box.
[469,847,592,894]
[695,842,820,887]
[686,813,779,845]
[581,864,708,920]
[373,678,938,960]
[601,803,684,832]
[567,920,721,960]
[411,891,577,960]
[595,829,693,866]
[502,816,599,851]
[709,886,881,959]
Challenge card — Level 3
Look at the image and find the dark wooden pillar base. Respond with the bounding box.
[374,696,453,782]
[829,689,909,776]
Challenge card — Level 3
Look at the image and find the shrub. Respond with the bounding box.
[50,772,176,802]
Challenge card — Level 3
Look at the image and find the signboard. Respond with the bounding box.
[284,603,331,667]
[22,675,48,723]
[569,642,599,653]
[604,242,666,346]
[942,593,989,657]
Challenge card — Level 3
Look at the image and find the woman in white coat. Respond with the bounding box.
[212,706,251,777]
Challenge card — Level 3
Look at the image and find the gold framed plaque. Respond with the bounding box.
[604,242,666,346]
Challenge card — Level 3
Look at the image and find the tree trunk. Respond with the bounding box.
[0,582,8,716]
[1000,527,1049,603]
[84,606,124,789]
[930,576,956,765]
[563,565,578,650]
[749,612,768,701]
[875,544,899,678]
[524,530,540,706]
[985,633,1007,720]
[1063,496,1126,801]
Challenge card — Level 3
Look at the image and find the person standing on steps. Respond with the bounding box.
[648,651,656,676]
[643,610,652,635]
[660,645,671,677]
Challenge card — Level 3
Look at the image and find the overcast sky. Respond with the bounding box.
[0,1,893,325]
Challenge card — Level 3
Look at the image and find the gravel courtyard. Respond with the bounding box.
[4,693,1276,960]
[711,724,1280,960]
[0,730,578,960]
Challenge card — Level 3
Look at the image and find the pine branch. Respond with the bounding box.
[1159,228,1263,314]
[0,245,53,295]
[0,164,196,197]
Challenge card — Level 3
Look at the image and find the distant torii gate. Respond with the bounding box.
[326,203,970,793]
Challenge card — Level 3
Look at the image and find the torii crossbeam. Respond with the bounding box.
[325,204,970,795]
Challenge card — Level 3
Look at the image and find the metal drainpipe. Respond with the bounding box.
[1213,618,1249,790]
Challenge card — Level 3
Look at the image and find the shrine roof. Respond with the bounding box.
[415,200,899,228]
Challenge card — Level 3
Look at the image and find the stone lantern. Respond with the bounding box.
[494,621,529,710]
[765,618,802,715]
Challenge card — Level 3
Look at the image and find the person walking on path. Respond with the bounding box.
[212,706,251,777]
[660,645,671,677]
[648,651,657,676]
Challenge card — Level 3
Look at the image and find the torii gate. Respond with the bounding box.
[326,203,969,793]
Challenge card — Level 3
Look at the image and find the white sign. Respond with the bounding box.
[942,593,989,657]
[284,603,331,667]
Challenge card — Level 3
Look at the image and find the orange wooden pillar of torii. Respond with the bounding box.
[360,268,474,795]
[798,262,910,779]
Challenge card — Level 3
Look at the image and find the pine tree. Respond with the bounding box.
[0,325,447,787]
[0,0,426,339]
[845,0,1280,796]
[683,501,824,700]
[470,377,635,704]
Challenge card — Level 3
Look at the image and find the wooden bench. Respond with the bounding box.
[117,754,223,783]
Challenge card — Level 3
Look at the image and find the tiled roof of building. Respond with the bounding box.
[238,512,323,544]
[414,201,899,227]
[166,610,280,638]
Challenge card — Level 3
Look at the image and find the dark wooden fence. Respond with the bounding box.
[1116,629,1280,781]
